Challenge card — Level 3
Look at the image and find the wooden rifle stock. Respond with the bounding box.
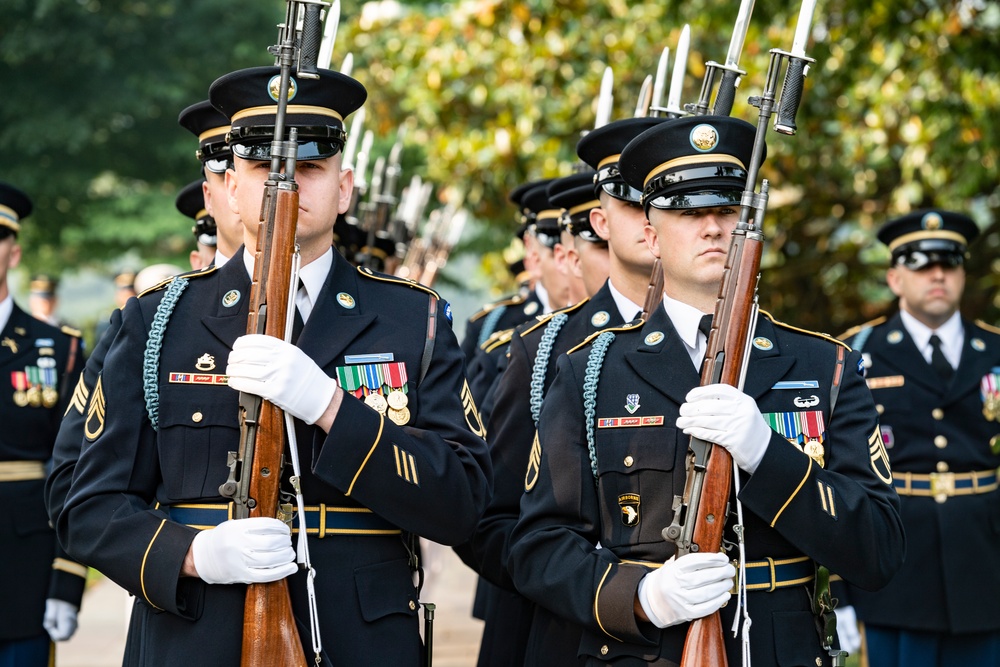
[241,187,308,667]
[640,259,664,319]
[679,231,763,667]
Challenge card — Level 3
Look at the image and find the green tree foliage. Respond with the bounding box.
[2,0,998,331]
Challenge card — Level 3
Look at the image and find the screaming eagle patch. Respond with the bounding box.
[619,494,641,527]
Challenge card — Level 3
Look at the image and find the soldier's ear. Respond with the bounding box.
[885,267,903,297]
[338,164,354,215]
[590,206,610,241]
[643,222,661,260]
[8,242,21,270]
[225,167,240,216]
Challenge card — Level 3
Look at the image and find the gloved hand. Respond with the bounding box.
[637,553,735,629]
[227,334,338,425]
[191,518,298,585]
[835,605,862,654]
[43,599,79,642]
[676,384,772,474]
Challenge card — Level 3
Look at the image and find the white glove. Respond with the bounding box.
[191,518,298,585]
[227,334,338,425]
[835,605,862,654]
[676,384,772,474]
[43,598,79,642]
[637,553,735,629]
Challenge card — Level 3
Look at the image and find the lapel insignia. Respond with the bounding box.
[195,354,216,371]
[523,301,540,316]
[598,416,665,428]
[971,338,986,352]
[1,337,17,353]
[793,395,820,408]
[336,292,356,309]
[14,327,25,336]
[868,425,893,484]
[591,311,610,327]
[619,494,641,526]
[525,433,542,492]
[887,330,903,344]
[644,331,664,346]
[625,393,641,414]
[980,368,1000,421]
[222,290,241,308]
[867,375,905,390]
[752,336,773,350]
[169,373,229,386]
[84,375,106,441]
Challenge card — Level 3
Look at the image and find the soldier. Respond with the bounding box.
[178,99,243,265]
[57,66,491,665]
[507,115,905,665]
[0,182,85,666]
[28,275,61,326]
[837,210,1000,666]
[176,178,218,270]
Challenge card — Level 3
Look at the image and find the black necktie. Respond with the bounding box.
[698,314,713,341]
[929,334,953,382]
[291,280,305,344]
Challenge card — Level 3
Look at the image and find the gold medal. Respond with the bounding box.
[42,387,59,408]
[13,390,28,407]
[804,440,826,468]
[364,392,388,414]
[26,386,41,407]
[983,395,998,422]
[388,406,410,425]
[387,390,408,410]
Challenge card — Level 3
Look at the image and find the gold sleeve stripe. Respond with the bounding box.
[771,458,813,528]
[140,520,167,610]
[65,374,90,417]
[347,413,385,497]
[594,562,624,643]
[52,557,88,579]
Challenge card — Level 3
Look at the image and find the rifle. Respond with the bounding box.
[689,0,755,117]
[661,1,819,664]
[218,1,332,664]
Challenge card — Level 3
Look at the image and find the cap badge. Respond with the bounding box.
[644,331,664,346]
[690,124,720,152]
[267,75,297,103]
[752,337,773,350]
[336,292,356,309]
[195,354,216,371]
[887,330,903,344]
[625,393,641,414]
[922,212,943,230]
[591,311,610,327]
[222,290,241,308]
[971,338,986,352]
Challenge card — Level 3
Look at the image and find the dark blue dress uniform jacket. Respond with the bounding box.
[460,289,541,364]
[469,282,626,667]
[59,251,492,666]
[0,303,85,643]
[844,314,1000,634]
[509,307,904,666]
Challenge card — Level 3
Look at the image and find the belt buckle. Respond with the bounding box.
[278,502,295,528]
[929,472,954,503]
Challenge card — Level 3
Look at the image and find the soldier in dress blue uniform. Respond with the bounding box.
[836,210,1000,667]
[176,178,218,271]
[0,182,86,667]
[507,116,905,665]
[57,66,492,666]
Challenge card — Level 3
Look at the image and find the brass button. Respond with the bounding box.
[624,455,634,467]
[936,461,949,473]
[932,408,944,420]
[192,411,203,423]
[816,659,823,667]
[875,404,884,415]
[934,435,948,449]
[408,600,416,611]
[600,645,609,656]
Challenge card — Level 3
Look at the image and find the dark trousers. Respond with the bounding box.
[866,625,1000,667]
[0,636,53,667]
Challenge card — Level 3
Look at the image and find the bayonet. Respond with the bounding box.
[691,0,756,116]
[649,47,669,116]
[340,51,354,77]
[664,24,690,117]
[594,66,614,128]
[773,0,819,135]
[342,106,365,171]
[633,75,653,118]
[317,0,340,69]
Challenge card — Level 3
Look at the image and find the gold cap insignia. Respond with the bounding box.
[268,75,297,102]
[921,212,943,230]
[690,124,719,152]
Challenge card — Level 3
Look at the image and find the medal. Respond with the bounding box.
[388,406,410,425]
[387,390,408,410]
[364,392,388,414]
[804,440,826,468]
[26,386,42,407]
[42,387,59,408]
[11,371,28,407]
[981,371,1000,422]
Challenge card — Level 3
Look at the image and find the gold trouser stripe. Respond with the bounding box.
[0,460,45,481]
[53,557,89,579]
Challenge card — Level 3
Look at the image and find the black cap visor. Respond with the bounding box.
[232,138,344,162]
[893,242,966,271]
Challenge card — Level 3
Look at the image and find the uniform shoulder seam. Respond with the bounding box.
[837,316,887,341]
[974,319,1000,336]
[136,265,217,299]
[519,299,588,337]
[760,310,851,350]
[566,319,645,355]
[482,328,515,352]
[60,324,83,338]
[356,266,442,299]
[468,294,522,322]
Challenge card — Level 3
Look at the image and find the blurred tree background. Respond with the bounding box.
[2,0,998,340]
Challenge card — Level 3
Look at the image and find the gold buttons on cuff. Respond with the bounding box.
[932,408,944,420]
[934,435,948,449]
[936,461,949,473]
[192,411,203,423]
[408,600,416,611]
[624,455,634,467]
[600,645,609,656]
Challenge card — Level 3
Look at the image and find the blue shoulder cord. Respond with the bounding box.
[478,305,508,348]
[583,331,616,480]
[142,278,190,430]
[529,313,568,427]
[851,326,873,352]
